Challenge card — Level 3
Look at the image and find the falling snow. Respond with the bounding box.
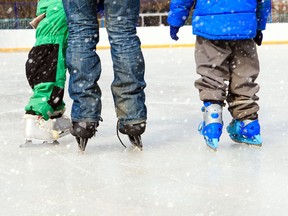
[0,45,288,216]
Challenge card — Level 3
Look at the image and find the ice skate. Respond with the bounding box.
[22,114,71,147]
[128,135,143,150]
[226,119,262,146]
[70,121,98,152]
[198,101,223,151]
[117,121,146,150]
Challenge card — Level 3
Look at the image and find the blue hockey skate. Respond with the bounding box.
[226,119,262,146]
[198,102,223,151]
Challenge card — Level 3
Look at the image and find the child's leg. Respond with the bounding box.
[194,36,231,102]
[226,40,262,145]
[23,0,70,143]
[25,0,68,121]
[194,36,231,149]
[227,39,260,120]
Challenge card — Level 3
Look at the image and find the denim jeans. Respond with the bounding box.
[62,0,147,126]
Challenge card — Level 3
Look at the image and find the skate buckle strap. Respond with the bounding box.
[226,119,262,145]
[116,121,127,148]
[199,101,223,150]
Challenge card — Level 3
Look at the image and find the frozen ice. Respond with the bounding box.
[0,45,288,216]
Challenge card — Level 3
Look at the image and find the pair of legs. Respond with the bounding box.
[194,36,262,149]
[62,0,147,150]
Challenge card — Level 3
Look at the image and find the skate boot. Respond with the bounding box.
[23,114,71,146]
[198,101,223,150]
[226,119,262,146]
[50,107,66,119]
[70,121,99,152]
[117,121,146,150]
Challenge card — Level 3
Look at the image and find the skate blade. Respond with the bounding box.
[204,137,218,151]
[128,135,143,151]
[229,134,262,146]
[20,139,59,148]
[76,137,88,152]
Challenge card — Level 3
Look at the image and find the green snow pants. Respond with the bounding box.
[25,0,68,120]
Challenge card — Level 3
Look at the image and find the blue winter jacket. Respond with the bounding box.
[168,0,271,40]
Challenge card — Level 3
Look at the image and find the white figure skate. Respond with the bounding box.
[21,114,71,147]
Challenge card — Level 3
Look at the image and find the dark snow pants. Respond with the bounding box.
[194,36,260,120]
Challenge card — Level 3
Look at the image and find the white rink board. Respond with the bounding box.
[0,23,288,50]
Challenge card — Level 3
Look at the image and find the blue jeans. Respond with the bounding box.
[62,0,147,126]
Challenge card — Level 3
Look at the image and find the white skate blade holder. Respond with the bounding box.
[20,139,60,148]
[21,114,71,147]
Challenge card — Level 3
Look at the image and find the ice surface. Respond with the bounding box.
[0,46,288,216]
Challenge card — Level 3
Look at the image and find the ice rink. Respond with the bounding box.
[1,45,288,216]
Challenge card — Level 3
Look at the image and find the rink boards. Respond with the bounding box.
[0,23,288,52]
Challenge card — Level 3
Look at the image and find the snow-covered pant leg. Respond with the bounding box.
[62,0,102,123]
[194,36,260,120]
[226,40,260,120]
[105,0,147,125]
[25,0,68,120]
[194,36,231,102]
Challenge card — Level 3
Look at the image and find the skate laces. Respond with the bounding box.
[34,115,59,136]
[116,120,146,149]
[35,115,72,136]
[116,120,127,148]
[36,116,49,129]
